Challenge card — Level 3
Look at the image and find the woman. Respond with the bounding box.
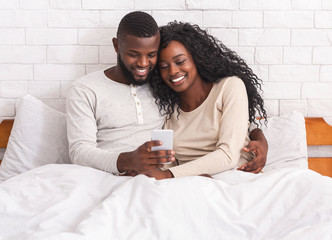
[145,21,267,180]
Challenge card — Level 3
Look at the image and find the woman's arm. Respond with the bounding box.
[167,77,250,178]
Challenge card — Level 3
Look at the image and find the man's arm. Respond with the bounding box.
[238,128,268,173]
[67,84,175,174]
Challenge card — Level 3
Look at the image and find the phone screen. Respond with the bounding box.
[151,130,173,151]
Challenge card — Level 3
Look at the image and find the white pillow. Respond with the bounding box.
[261,111,308,172]
[0,95,70,181]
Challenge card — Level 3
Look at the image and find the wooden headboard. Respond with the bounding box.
[0,120,13,149]
[305,118,332,177]
[1,118,332,177]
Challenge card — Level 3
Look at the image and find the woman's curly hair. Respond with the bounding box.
[149,21,267,125]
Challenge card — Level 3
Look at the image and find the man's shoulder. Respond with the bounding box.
[72,69,105,87]
[66,69,109,98]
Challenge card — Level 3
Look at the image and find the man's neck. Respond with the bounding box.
[104,66,130,85]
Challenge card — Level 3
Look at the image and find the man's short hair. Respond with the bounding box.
[117,11,159,40]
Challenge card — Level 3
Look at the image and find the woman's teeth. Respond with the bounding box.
[172,76,185,83]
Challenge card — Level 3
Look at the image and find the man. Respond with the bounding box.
[66,11,267,177]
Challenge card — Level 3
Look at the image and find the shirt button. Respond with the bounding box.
[137,102,140,105]
[133,93,136,96]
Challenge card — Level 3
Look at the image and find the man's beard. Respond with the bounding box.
[118,54,153,86]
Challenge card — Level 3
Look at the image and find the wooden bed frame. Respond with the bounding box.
[1,118,332,177]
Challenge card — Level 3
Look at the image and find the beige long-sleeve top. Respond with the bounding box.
[164,76,252,178]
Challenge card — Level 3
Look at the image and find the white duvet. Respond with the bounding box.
[0,164,332,240]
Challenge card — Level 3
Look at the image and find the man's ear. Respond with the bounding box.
[112,37,119,53]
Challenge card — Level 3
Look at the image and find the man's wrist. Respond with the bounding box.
[117,152,129,173]
[164,169,174,179]
[249,128,264,141]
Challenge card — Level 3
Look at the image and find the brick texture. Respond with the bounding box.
[0,0,331,121]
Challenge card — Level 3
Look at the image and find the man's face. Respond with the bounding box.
[114,34,160,85]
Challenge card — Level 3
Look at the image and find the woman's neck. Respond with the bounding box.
[179,80,214,112]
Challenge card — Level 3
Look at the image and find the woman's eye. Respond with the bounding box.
[176,60,185,65]
[159,65,168,70]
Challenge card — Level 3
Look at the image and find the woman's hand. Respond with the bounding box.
[142,169,174,180]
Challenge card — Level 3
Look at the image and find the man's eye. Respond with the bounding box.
[128,53,137,57]
[148,53,157,58]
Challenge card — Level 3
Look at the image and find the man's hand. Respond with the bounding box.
[142,169,174,180]
[117,141,175,173]
[238,128,268,173]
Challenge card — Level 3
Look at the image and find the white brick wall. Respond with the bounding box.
[292,0,321,10]
[0,0,330,116]
[1,81,28,98]
[0,64,33,81]
[79,29,115,45]
[82,0,134,10]
[20,0,47,9]
[0,46,46,63]
[0,98,15,116]
[0,0,332,158]
[203,11,231,28]
[232,11,262,28]
[0,0,19,9]
[321,66,332,82]
[34,64,85,81]
[49,0,81,10]
[47,46,99,64]
[240,0,291,10]
[152,11,203,26]
[269,65,319,82]
[239,29,291,46]
[0,28,25,44]
[264,11,314,28]
[26,29,78,45]
[135,0,185,10]
[187,0,239,10]
[255,47,282,64]
[283,47,312,64]
[322,0,332,10]
[210,29,238,46]
[48,10,100,27]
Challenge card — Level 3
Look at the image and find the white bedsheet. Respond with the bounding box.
[0,164,332,240]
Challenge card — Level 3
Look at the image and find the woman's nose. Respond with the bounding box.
[169,64,179,76]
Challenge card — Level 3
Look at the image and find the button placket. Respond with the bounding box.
[130,84,143,124]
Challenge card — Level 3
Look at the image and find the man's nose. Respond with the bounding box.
[137,56,148,67]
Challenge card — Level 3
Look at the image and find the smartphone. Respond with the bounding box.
[151,129,173,151]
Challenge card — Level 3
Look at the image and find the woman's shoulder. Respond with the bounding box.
[216,76,245,92]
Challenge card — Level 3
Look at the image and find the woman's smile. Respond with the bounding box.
[171,75,186,85]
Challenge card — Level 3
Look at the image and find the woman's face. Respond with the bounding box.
[158,40,201,93]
